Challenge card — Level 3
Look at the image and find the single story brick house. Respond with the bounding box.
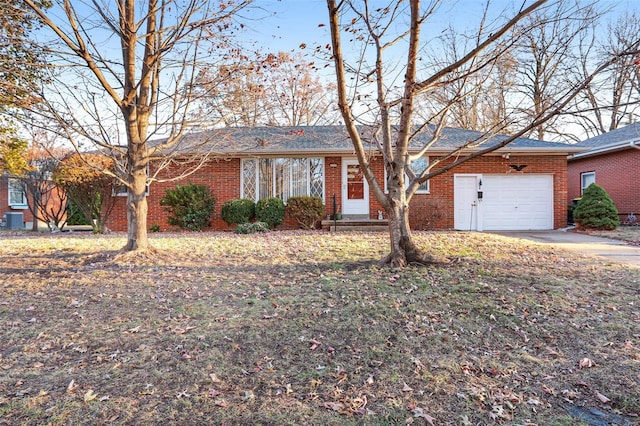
[568,123,640,224]
[106,126,582,232]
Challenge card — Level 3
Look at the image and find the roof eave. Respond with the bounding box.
[224,147,583,157]
[568,139,640,160]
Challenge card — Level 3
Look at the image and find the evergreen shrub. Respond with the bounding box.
[160,183,215,231]
[286,196,324,229]
[255,197,285,229]
[235,221,269,234]
[573,184,619,230]
[221,198,255,226]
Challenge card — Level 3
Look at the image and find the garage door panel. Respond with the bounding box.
[482,175,553,231]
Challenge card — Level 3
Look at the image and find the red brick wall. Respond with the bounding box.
[107,159,242,232]
[106,154,568,232]
[568,149,640,217]
[324,156,342,218]
[0,176,36,226]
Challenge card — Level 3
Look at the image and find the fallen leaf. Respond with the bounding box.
[323,401,343,411]
[527,397,542,405]
[412,407,435,425]
[67,380,78,393]
[595,390,610,404]
[579,357,595,368]
[545,346,559,357]
[84,389,97,402]
[214,399,228,407]
[209,373,221,383]
[176,390,190,398]
[175,326,196,334]
[402,382,413,392]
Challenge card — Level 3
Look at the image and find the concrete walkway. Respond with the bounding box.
[492,230,640,268]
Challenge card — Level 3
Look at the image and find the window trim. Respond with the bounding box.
[113,168,151,197]
[384,156,430,194]
[113,183,150,197]
[580,171,595,195]
[241,157,325,203]
[8,178,28,209]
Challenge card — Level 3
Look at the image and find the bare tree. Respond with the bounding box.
[572,11,640,137]
[326,0,640,267]
[421,32,519,134]
[20,149,68,232]
[514,2,600,141]
[19,0,251,251]
[196,51,339,126]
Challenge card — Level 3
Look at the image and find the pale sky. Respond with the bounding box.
[239,0,639,58]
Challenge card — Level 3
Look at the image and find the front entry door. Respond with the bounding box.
[342,158,369,216]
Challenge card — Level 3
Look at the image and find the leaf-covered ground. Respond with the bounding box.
[0,230,638,425]
[587,226,640,246]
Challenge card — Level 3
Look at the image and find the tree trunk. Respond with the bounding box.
[123,167,149,251]
[382,181,448,267]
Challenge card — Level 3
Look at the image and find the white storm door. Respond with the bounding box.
[342,158,369,215]
[454,174,481,231]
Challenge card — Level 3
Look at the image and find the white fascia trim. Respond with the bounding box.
[568,139,640,160]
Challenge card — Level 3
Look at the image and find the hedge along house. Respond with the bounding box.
[568,122,640,224]
[105,126,582,232]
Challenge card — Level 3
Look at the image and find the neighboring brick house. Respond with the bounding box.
[568,123,640,224]
[0,174,34,228]
[0,174,69,230]
[106,126,582,232]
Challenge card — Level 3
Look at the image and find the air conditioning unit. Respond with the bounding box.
[5,212,24,229]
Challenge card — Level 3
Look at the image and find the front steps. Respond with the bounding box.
[321,218,389,232]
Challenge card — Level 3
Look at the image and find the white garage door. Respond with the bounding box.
[454,174,554,231]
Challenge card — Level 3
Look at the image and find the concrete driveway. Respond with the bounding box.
[491,230,640,268]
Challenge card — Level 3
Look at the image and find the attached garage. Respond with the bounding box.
[454,174,554,231]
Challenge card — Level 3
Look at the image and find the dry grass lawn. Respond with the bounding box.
[587,226,640,246]
[0,230,639,425]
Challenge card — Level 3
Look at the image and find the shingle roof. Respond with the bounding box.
[573,122,640,148]
[162,125,581,155]
[567,123,640,160]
